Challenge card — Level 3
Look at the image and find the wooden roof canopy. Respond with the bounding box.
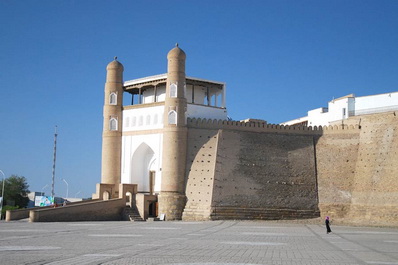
[123,74,224,95]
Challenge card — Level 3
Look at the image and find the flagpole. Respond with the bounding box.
[51,126,58,202]
[0,170,5,220]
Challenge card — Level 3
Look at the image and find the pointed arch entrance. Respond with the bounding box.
[130,142,157,193]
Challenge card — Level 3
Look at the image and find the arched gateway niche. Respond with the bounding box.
[130,143,157,193]
[125,191,133,206]
[103,191,110,200]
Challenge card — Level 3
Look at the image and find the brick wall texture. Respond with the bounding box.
[183,112,398,226]
[319,112,398,226]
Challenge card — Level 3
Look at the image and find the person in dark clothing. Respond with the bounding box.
[325,216,332,234]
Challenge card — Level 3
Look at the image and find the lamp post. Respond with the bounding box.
[0,170,5,220]
[61,178,68,199]
[41,184,49,196]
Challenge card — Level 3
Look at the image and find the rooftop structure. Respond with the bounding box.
[281,91,398,126]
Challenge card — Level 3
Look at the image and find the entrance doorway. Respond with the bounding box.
[148,202,158,217]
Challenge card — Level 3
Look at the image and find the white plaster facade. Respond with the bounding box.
[120,75,228,194]
[123,105,164,132]
[187,103,228,120]
[121,133,163,193]
[282,91,398,127]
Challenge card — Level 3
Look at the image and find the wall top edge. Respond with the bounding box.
[187,118,361,134]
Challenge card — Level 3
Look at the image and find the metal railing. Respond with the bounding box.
[349,105,398,117]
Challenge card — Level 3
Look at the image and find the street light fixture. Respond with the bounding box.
[61,178,68,199]
[0,170,5,220]
[41,184,49,195]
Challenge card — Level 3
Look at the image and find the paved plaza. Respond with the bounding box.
[0,220,397,265]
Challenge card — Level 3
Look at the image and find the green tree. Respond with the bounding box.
[0,175,30,209]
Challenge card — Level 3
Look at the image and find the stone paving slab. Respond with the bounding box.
[0,220,397,265]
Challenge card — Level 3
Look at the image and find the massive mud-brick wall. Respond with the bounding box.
[183,119,322,221]
[316,128,360,218]
[210,130,319,220]
[317,112,398,226]
[322,112,398,226]
[182,128,219,220]
[183,114,398,225]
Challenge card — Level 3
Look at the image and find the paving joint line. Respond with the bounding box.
[336,229,398,262]
[305,224,368,265]
[82,221,237,264]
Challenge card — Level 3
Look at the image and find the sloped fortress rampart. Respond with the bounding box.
[180,113,398,226]
[183,124,321,220]
[317,112,398,226]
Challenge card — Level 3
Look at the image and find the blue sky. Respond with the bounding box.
[1,0,397,198]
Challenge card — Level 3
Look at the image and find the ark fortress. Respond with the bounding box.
[94,45,398,225]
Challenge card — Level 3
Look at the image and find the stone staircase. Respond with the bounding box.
[122,206,145,222]
[182,204,212,221]
[210,206,320,220]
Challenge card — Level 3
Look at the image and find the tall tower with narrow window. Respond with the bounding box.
[158,44,188,220]
[101,57,124,196]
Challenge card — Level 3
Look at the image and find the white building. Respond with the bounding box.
[281,92,398,127]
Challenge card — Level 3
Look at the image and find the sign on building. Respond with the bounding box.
[35,196,54,207]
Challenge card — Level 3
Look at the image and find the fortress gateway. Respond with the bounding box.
[89,45,398,225]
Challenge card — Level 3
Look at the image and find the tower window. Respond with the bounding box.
[183,83,186,98]
[146,115,151,125]
[125,117,130,127]
[168,110,177,125]
[131,117,136,126]
[170,83,177,98]
[109,117,118,131]
[109,92,117,105]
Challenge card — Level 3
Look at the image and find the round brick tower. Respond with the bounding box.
[158,44,188,220]
[101,57,124,197]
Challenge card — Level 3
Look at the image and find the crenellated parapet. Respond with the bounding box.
[187,118,360,135]
[320,124,361,134]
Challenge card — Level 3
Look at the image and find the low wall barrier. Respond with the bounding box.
[29,198,125,222]
[6,199,99,221]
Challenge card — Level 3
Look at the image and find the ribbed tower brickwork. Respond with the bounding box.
[101,58,124,197]
[158,44,188,220]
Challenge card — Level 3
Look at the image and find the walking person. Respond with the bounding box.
[325,216,332,234]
